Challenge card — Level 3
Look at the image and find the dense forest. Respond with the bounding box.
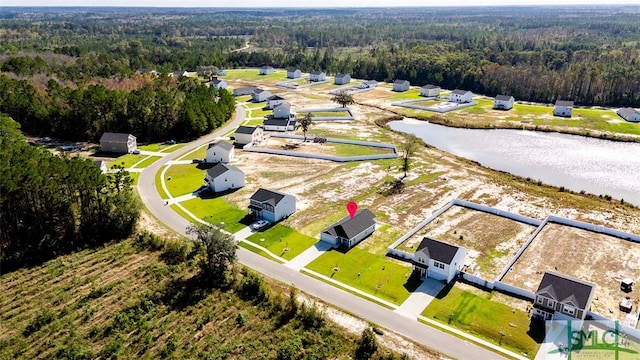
[0,114,141,270]
[1,6,640,116]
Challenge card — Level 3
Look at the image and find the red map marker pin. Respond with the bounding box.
[347,201,358,219]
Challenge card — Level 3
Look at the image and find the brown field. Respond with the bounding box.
[501,223,640,321]
[397,206,538,280]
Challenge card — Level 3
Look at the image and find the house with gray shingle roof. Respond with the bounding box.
[287,68,301,79]
[205,163,245,193]
[334,74,351,85]
[450,89,473,103]
[554,100,574,117]
[99,132,137,154]
[259,66,274,75]
[412,238,466,283]
[392,79,410,92]
[494,95,515,110]
[533,272,595,321]
[420,84,441,98]
[206,140,234,163]
[617,107,640,122]
[248,188,296,223]
[320,209,376,249]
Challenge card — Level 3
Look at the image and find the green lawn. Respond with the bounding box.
[128,172,140,185]
[245,224,318,260]
[332,143,394,157]
[305,247,418,305]
[112,154,146,169]
[422,285,540,358]
[163,164,207,197]
[238,241,285,263]
[137,143,171,152]
[172,196,247,233]
[225,69,285,82]
[389,89,422,101]
[297,111,351,118]
[132,156,161,169]
[178,144,207,161]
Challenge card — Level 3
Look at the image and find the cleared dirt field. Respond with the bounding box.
[397,206,537,280]
[501,223,640,321]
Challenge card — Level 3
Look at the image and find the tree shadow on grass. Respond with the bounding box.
[160,274,214,310]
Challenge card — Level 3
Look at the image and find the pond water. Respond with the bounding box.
[388,119,640,206]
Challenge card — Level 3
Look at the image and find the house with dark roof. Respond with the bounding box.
[287,68,301,79]
[494,95,515,110]
[248,188,296,222]
[334,74,351,85]
[392,79,410,92]
[420,84,441,98]
[259,66,275,75]
[617,107,640,122]
[99,132,137,154]
[320,209,376,249]
[208,78,227,90]
[554,100,574,117]
[251,88,272,102]
[234,126,263,146]
[172,70,189,78]
[264,102,297,131]
[310,71,326,82]
[204,163,245,193]
[266,95,287,110]
[233,87,258,96]
[533,272,595,321]
[412,238,466,283]
[450,89,473,103]
[205,140,234,163]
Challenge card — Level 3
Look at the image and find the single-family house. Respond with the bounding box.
[264,103,297,131]
[554,100,574,117]
[205,140,234,163]
[94,160,108,173]
[533,271,595,321]
[412,238,466,283]
[287,68,302,79]
[320,209,376,249]
[248,188,296,222]
[392,79,410,92]
[252,88,272,102]
[172,70,189,78]
[334,74,351,85]
[259,66,274,75]
[617,108,640,122]
[208,78,227,90]
[420,84,441,98]
[100,132,137,154]
[233,87,257,96]
[234,126,263,146]
[493,95,515,110]
[217,69,227,76]
[450,89,473,103]
[204,163,245,193]
[310,71,326,82]
[136,68,157,75]
[266,95,287,110]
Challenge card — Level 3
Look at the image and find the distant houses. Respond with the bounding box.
[234,126,263,146]
[217,69,227,76]
[334,74,351,85]
[266,95,287,110]
[248,188,296,222]
[392,79,410,92]
[412,238,466,283]
[264,102,296,131]
[99,132,137,154]
[287,68,302,79]
[204,163,245,193]
[493,95,515,110]
[355,80,377,89]
[205,140,234,163]
[252,88,272,102]
[208,78,227,90]
[310,71,326,82]
[533,271,595,321]
[320,209,376,249]
[136,68,157,76]
[554,100,574,117]
[450,89,473,103]
[172,70,189,78]
[420,85,440,98]
[233,87,257,96]
[259,66,275,75]
[617,108,640,122]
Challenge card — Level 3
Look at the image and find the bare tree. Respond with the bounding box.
[401,136,418,179]
[331,90,355,108]
[299,112,313,141]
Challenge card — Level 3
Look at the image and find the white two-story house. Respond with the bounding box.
[412,237,466,283]
[204,163,245,193]
[248,188,296,223]
[205,140,234,163]
[554,100,574,117]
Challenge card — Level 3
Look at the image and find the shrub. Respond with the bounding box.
[23,310,55,337]
[238,268,270,303]
[355,328,378,360]
[161,237,194,264]
[134,230,163,251]
[298,302,325,330]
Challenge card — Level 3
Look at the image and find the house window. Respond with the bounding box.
[563,305,576,316]
[537,296,544,304]
[433,261,445,269]
[547,299,555,308]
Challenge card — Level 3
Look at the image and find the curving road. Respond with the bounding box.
[137,105,506,360]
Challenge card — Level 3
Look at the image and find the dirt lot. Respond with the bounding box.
[398,205,538,281]
[501,223,640,321]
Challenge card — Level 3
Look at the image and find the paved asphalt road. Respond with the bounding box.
[137,105,506,360]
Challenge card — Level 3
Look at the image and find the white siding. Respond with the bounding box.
[206,170,245,192]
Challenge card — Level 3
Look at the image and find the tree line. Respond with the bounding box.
[0,115,141,271]
[0,74,236,142]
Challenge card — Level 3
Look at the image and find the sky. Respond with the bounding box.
[1,0,639,7]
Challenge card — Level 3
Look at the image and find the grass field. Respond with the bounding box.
[172,196,247,233]
[297,111,352,118]
[0,238,377,359]
[422,283,540,358]
[305,247,419,305]
[132,156,161,169]
[245,224,318,260]
[111,154,146,169]
[163,164,208,198]
[389,89,422,101]
[224,69,285,83]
